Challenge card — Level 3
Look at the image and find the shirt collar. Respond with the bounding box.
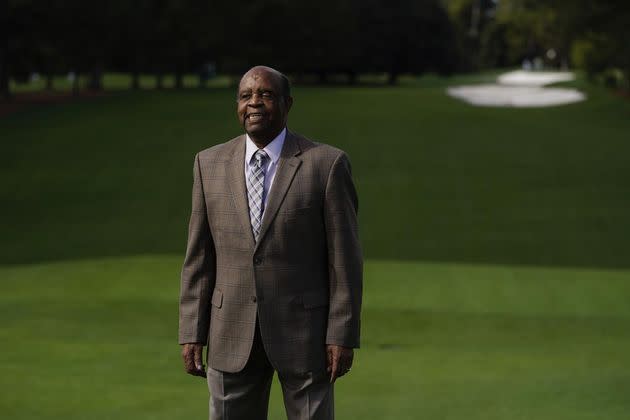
[245,128,287,166]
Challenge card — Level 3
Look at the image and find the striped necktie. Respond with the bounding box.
[246,149,269,241]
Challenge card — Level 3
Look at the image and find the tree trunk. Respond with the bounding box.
[72,71,80,96]
[0,49,8,100]
[156,71,164,89]
[45,73,54,90]
[88,65,103,90]
[469,0,481,38]
[131,70,140,90]
[318,70,328,84]
[347,71,357,85]
[0,0,10,100]
[175,70,183,89]
[387,71,398,85]
[198,72,206,89]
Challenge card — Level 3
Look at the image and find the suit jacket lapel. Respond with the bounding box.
[227,136,257,247]
[255,131,302,251]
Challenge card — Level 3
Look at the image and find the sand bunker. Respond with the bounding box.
[496,70,577,87]
[447,84,586,108]
[447,70,586,108]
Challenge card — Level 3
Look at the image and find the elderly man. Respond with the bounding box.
[179,65,362,420]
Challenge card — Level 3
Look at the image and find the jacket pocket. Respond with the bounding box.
[211,289,223,308]
[283,206,314,220]
[302,291,328,309]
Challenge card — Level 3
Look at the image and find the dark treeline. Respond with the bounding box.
[1,0,629,98]
[1,0,460,95]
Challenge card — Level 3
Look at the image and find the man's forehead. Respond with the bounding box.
[241,71,259,81]
[239,71,279,90]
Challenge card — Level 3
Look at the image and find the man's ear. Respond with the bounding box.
[285,96,293,112]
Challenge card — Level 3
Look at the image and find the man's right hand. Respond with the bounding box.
[181,343,206,378]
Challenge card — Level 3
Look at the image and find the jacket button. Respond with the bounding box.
[251,296,257,303]
[254,257,262,265]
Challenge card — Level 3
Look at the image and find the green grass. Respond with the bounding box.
[2,74,629,267]
[2,73,630,418]
[1,256,629,419]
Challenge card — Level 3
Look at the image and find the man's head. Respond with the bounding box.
[237,66,293,147]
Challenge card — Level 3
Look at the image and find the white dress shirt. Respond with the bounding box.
[244,127,286,212]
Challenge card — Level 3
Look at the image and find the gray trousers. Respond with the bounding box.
[207,322,334,420]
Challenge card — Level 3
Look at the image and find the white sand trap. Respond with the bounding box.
[447,70,586,108]
[447,84,586,107]
[497,70,576,87]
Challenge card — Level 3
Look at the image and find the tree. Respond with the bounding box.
[355,0,458,84]
[0,0,9,98]
[110,0,152,90]
[561,0,630,87]
[444,0,497,69]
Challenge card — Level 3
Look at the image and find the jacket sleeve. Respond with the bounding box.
[178,153,216,344]
[323,152,363,348]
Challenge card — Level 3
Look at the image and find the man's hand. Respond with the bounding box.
[181,343,206,378]
[326,344,354,383]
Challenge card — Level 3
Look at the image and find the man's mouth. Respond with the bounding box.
[247,113,264,122]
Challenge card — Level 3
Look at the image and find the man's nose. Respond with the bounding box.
[248,93,264,106]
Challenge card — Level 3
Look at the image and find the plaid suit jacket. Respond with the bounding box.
[178,130,362,374]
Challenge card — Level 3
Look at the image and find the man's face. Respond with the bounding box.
[237,70,292,143]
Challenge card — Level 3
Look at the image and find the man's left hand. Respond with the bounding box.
[326,345,354,383]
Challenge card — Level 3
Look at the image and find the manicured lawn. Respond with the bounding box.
[2,76,629,267]
[1,256,629,419]
[1,74,630,418]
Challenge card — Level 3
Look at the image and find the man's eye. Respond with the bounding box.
[261,92,273,99]
[239,93,252,100]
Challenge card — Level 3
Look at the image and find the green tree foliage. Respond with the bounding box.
[444,0,498,69]
[562,0,630,87]
[3,0,629,95]
[452,0,630,86]
[491,0,573,67]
